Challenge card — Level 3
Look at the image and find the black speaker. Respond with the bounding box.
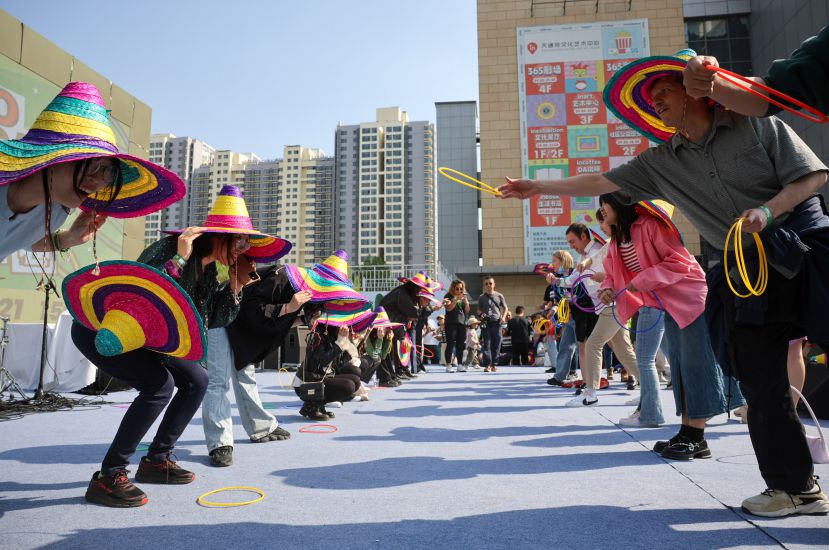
[799,362,829,419]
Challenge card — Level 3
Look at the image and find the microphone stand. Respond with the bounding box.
[33,276,58,400]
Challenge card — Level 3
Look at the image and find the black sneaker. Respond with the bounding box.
[135,454,195,484]
[85,469,148,508]
[378,379,400,388]
[626,376,637,391]
[653,433,682,454]
[661,436,711,460]
[209,446,233,467]
[546,377,564,386]
[251,426,291,442]
[545,367,556,373]
[321,406,335,419]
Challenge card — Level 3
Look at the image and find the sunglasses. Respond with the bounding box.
[232,235,252,253]
[85,158,119,186]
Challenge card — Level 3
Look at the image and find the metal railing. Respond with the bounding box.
[350,262,455,295]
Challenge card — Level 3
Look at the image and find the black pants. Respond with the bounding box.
[360,357,381,383]
[511,342,530,365]
[424,344,441,365]
[295,374,360,405]
[712,265,813,492]
[444,323,466,363]
[71,322,208,475]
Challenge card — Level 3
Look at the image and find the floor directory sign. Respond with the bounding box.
[517,19,651,264]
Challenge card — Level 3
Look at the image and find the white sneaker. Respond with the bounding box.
[565,395,598,407]
[457,366,468,372]
[733,404,748,424]
[618,410,660,427]
[625,396,641,406]
[328,401,343,408]
[445,366,456,373]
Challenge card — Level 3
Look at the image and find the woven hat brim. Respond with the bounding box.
[590,229,607,246]
[0,144,186,218]
[317,311,377,332]
[396,333,412,366]
[61,260,206,360]
[533,263,555,275]
[163,229,293,263]
[603,56,687,144]
[638,200,684,244]
[284,264,366,303]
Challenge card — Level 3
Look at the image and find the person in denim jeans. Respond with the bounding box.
[597,194,729,460]
[477,276,508,372]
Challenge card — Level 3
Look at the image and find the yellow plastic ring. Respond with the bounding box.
[556,300,570,325]
[533,318,551,332]
[438,167,502,196]
[196,486,266,508]
[724,218,767,297]
[277,368,293,389]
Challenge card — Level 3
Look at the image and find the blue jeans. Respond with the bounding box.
[634,307,665,425]
[554,320,577,382]
[203,328,277,452]
[481,321,503,368]
[662,313,732,419]
[545,334,558,368]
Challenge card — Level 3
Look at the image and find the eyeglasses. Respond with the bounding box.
[85,158,119,187]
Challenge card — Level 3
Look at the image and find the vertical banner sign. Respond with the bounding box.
[517,20,651,264]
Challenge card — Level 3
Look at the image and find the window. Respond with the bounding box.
[685,14,752,75]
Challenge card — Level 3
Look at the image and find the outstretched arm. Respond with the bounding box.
[498,173,619,200]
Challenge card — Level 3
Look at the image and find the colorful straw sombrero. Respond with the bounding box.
[165,185,292,262]
[416,289,441,306]
[0,82,185,218]
[372,306,403,329]
[636,199,683,243]
[533,263,556,276]
[284,249,367,303]
[397,332,412,366]
[62,260,206,360]
[398,271,444,293]
[317,300,376,332]
[590,229,607,246]
[603,49,697,143]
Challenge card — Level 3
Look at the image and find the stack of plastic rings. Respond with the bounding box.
[533,318,552,334]
[611,288,664,334]
[556,299,571,325]
[724,217,768,298]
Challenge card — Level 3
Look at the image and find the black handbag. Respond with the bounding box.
[296,380,325,401]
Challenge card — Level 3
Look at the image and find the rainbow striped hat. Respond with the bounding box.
[284,249,367,303]
[603,49,697,143]
[166,185,292,262]
[317,300,376,332]
[590,228,607,246]
[398,271,444,293]
[533,263,555,276]
[416,289,441,306]
[62,260,206,360]
[372,306,403,329]
[637,199,683,244]
[397,332,412,366]
[0,82,185,217]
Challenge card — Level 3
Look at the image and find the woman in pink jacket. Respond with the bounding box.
[597,193,729,460]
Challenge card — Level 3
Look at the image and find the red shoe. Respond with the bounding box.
[599,377,609,390]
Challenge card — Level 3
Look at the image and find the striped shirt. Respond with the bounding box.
[618,241,642,273]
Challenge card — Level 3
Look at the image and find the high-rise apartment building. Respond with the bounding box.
[435,101,481,275]
[335,107,436,269]
[188,146,335,266]
[145,133,215,243]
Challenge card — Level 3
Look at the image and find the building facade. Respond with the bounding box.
[335,108,437,270]
[475,0,827,311]
[144,133,215,243]
[435,101,481,276]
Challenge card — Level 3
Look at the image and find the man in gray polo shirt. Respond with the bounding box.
[500,58,829,517]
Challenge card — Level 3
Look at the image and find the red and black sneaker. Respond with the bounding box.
[85,470,148,508]
[135,455,195,485]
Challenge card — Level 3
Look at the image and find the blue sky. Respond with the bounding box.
[3,0,479,158]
